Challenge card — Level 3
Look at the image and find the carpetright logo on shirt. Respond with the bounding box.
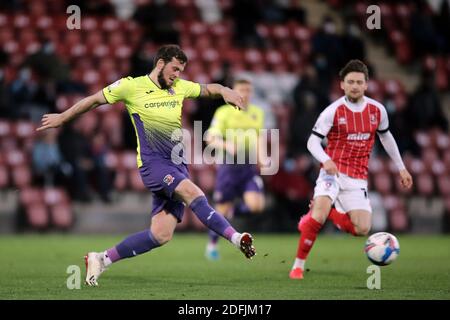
[144,100,180,108]
[347,133,370,141]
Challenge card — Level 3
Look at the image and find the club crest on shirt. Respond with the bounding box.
[163,174,175,186]
[338,117,347,125]
[370,114,377,124]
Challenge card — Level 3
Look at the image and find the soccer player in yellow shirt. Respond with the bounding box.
[204,79,265,260]
[37,45,256,286]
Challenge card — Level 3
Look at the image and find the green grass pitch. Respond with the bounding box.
[0,233,449,299]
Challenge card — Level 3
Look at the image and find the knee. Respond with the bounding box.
[151,228,173,245]
[354,225,370,236]
[247,202,264,214]
[177,182,204,205]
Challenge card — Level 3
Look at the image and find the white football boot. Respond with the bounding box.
[84,252,107,286]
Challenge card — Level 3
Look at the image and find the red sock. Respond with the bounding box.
[327,208,357,236]
[296,215,322,260]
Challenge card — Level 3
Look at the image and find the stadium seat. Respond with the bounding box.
[25,202,49,229]
[114,169,128,191]
[20,187,43,205]
[43,188,69,206]
[373,172,393,196]
[6,149,26,167]
[13,121,35,140]
[129,169,146,192]
[416,173,435,196]
[437,175,450,196]
[0,120,12,139]
[49,203,73,229]
[389,208,409,232]
[11,165,32,189]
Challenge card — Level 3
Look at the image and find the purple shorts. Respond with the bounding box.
[139,159,189,222]
[213,164,264,204]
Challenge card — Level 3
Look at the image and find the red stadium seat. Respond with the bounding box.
[81,16,99,31]
[13,121,36,140]
[35,16,54,29]
[102,17,120,31]
[437,175,450,196]
[6,149,26,167]
[14,14,30,28]
[0,13,9,28]
[44,188,69,206]
[121,152,138,170]
[11,165,32,188]
[389,208,408,232]
[114,168,128,191]
[0,120,11,138]
[26,202,49,229]
[20,187,43,205]
[373,172,392,196]
[129,169,146,192]
[50,203,73,229]
[415,173,435,196]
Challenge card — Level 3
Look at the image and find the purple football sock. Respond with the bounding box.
[190,196,237,241]
[208,229,220,244]
[235,201,250,216]
[106,230,161,263]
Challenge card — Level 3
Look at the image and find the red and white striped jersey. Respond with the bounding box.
[312,96,389,180]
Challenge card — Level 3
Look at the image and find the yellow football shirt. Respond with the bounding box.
[103,75,201,167]
[208,103,265,155]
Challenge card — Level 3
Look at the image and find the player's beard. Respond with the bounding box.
[158,65,170,89]
[347,93,363,103]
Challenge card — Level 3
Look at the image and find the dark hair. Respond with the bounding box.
[233,78,252,86]
[339,59,369,81]
[153,45,188,67]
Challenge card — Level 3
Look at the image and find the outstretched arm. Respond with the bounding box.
[378,130,413,189]
[37,90,107,131]
[200,84,244,110]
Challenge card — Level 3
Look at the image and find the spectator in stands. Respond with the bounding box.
[64,0,115,16]
[230,0,265,48]
[32,129,66,186]
[289,67,329,156]
[407,71,448,132]
[133,0,179,45]
[130,42,155,78]
[341,23,366,63]
[267,158,313,231]
[191,61,235,133]
[0,50,11,119]
[311,16,344,89]
[410,0,440,57]
[24,38,70,84]
[58,121,112,203]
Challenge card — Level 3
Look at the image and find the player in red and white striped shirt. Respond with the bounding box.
[289,60,413,280]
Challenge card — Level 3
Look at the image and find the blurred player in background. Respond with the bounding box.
[289,60,413,280]
[37,45,256,286]
[204,78,265,260]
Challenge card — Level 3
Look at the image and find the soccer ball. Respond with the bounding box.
[364,232,400,266]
